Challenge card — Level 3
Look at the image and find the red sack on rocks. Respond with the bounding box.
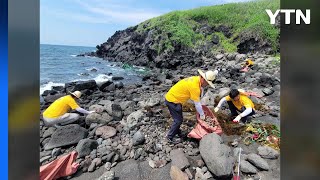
[188,105,223,140]
[40,151,79,180]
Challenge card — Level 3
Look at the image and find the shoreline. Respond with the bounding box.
[40,52,280,179]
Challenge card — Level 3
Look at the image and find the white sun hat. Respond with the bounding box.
[71,91,82,99]
[198,69,218,88]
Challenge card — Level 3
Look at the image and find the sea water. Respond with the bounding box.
[40,44,144,94]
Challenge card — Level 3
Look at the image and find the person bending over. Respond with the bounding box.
[42,91,94,127]
[214,89,255,123]
[165,69,218,143]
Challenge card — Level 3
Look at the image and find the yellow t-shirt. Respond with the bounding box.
[246,59,254,66]
[225,94,255,110]
[165,76,201,104]
[43,95,80,118]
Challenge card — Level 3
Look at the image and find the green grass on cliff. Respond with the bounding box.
[136,0,279,53]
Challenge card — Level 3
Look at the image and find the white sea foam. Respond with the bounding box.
[86,67,99,71]
[94,74,112,84]
[77,72,90,76]
[70,54,77,57]
[40,82,65,95]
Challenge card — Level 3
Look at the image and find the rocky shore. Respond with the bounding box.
[40,52,280,180]
[79,23,278,70]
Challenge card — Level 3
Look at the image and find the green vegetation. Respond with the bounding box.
[215,32,237,52]
[271,54,281,65]
[136,0,279,54]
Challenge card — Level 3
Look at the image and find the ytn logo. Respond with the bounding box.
[266,9,310,24]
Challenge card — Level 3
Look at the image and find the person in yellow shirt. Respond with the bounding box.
[165,69,218,143]
[42,91,95,127]
[240,59,254,72]
[214,89,255,123]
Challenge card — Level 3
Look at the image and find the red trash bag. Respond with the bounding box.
[40,151,79,180]
[188,105,223,140]
[240,66,249,72]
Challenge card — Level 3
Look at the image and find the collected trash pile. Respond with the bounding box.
[188,105,223,140]
[203,117,217,127]
[243,121,280,150]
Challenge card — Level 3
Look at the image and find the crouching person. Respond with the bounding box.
[42,91,95,127]
[214,89,255,123]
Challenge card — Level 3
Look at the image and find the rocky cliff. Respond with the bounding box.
[83,0,280,69]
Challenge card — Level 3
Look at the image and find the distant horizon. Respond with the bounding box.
[41,43,95,48]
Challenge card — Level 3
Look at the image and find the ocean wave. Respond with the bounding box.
[77,72,90,76]
[40,82,65,95]
[135,68,146,72]
[86,67,99,72]
[94,74,112,84]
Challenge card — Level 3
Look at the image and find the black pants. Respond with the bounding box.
[227,101,255,123]
[165,100,183,139]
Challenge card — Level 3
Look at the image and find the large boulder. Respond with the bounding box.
[235,54,246,61]
[199,133,234,178]
[125,110,144,128]
[257,146,279,159]
[170,166,188,180]
[113,160,142,179]
[251,115,280,129]
[257,74,279,87]
[119,101,135,110]
[112,76,124,81]
[45,124,88,150]
[115,81,124,89]
[97,80,113,91]
[105,103,123,121]
[112,159,171,180]
[95,126,117,139]
[247,153,269,171]
[96,171,115,180]
[44,94,64,103]
[85,113,112,125]
[42,127,56,138]
[76,139,98,158]
[42,89,58,96]
[104,83,116,92]
[52,86,64,92]
[240,160,258,174]
[120,101,136,116]
[111,104,123,120]
[89,104,106,114]
[138,96,161,108]
[98,100,112,107]
[251,88,265,97]
[65,80,97,92]
[170,149,190,170]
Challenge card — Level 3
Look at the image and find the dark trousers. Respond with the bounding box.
[227,101,255,123]
[165,100,183,139]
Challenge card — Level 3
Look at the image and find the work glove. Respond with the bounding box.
[214,107,219,113]
[200,114,206,120]
[233,115,241,123]
[89,110,96,114]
